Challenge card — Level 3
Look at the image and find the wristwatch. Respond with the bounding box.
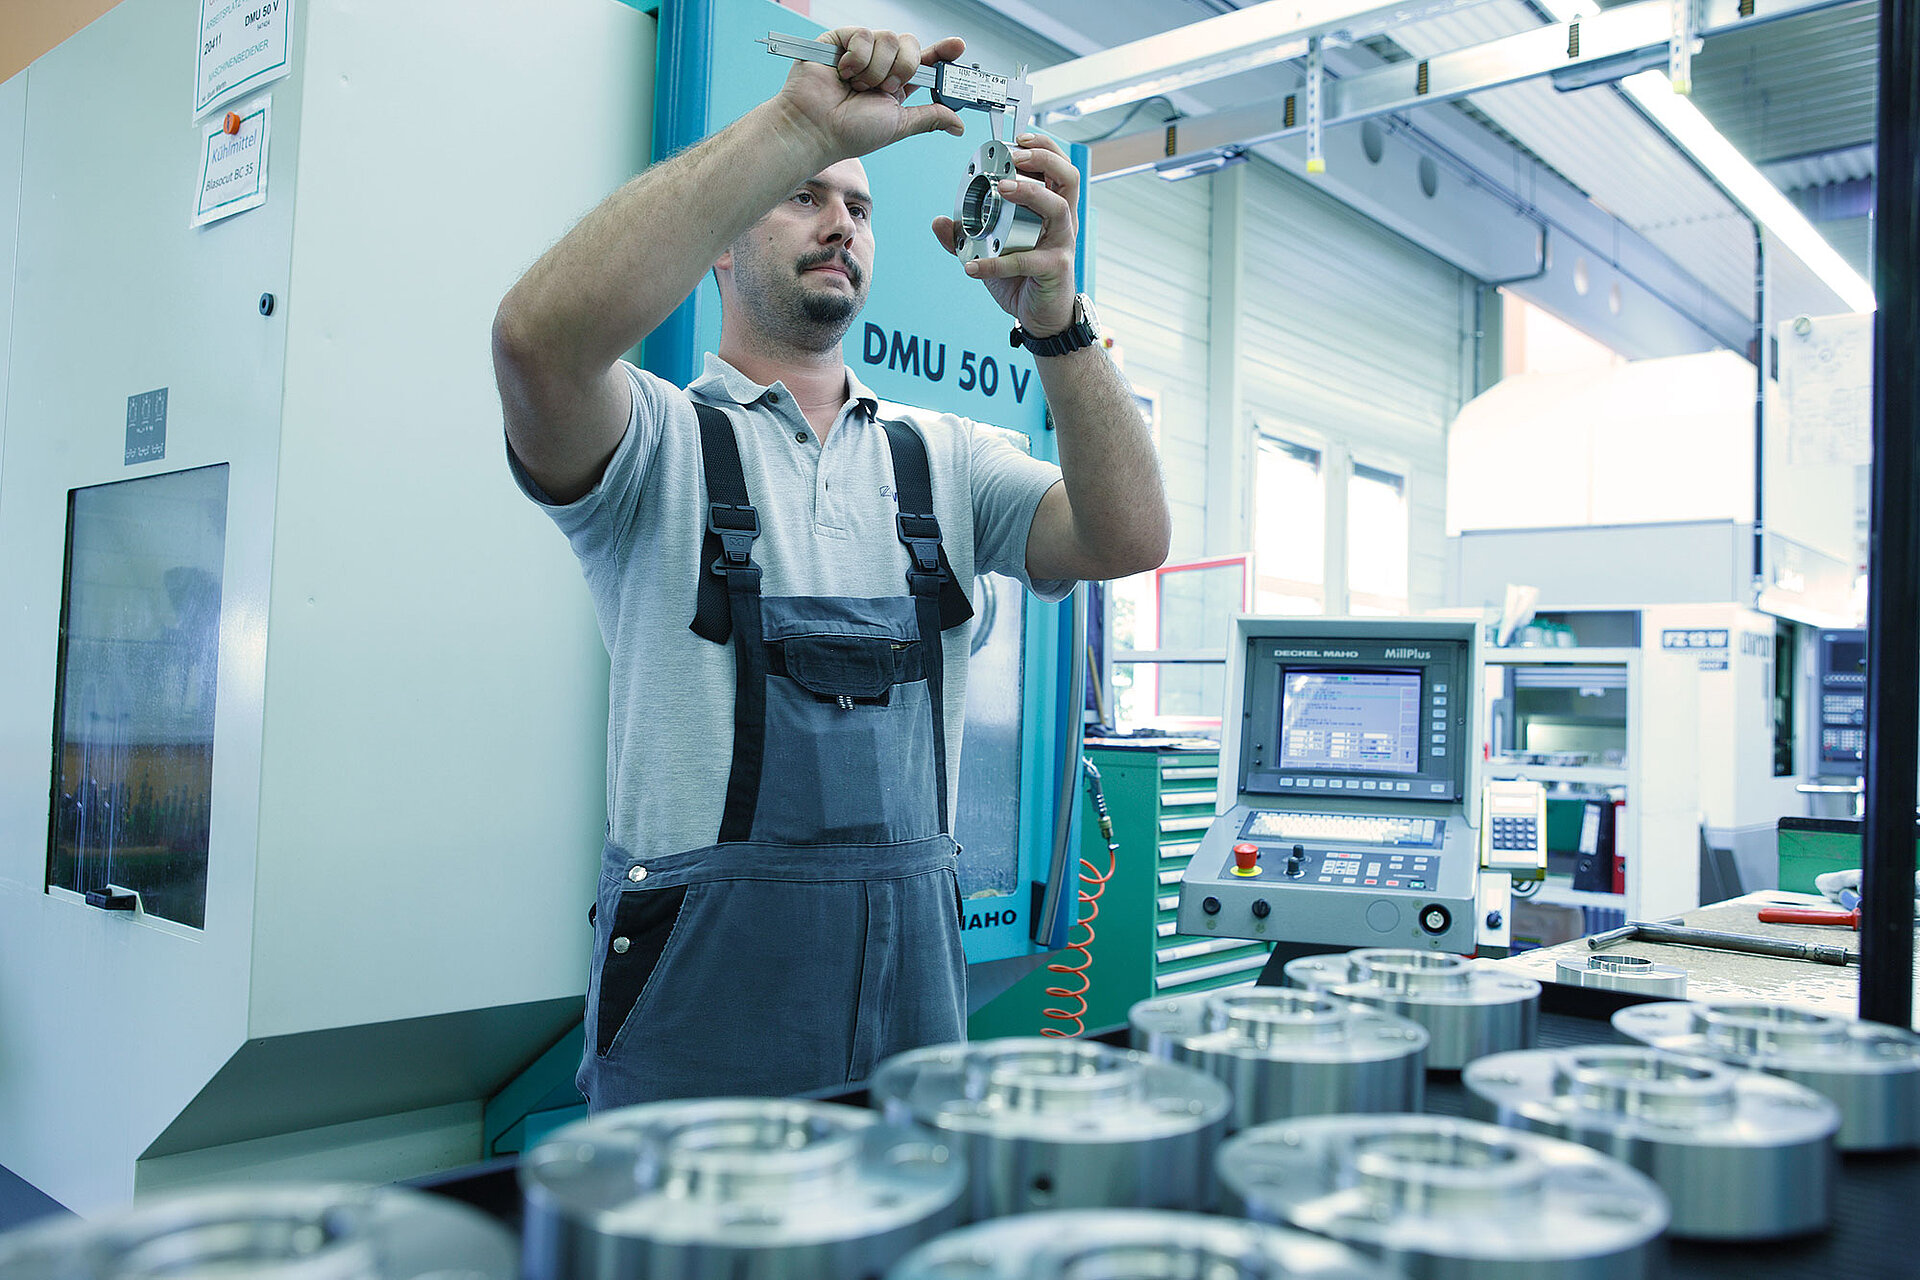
[1009,293,1101,357]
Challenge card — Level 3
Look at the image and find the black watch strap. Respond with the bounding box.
[1009,297,1097,357]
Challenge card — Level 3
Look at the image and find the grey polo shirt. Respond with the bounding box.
[511,354,1069,864]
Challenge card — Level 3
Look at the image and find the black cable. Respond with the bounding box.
[1075,96,1179,144]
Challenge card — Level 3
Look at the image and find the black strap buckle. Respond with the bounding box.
[896,512,942,573]
[708,502,760,572]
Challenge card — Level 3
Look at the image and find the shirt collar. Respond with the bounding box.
[689,353,880,422]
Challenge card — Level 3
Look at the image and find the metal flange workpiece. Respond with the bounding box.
[1613,999,1920,1151]
[1286,947,1539,1069]
[1130,986,1428,1130]
[1466,1045,1839,1239]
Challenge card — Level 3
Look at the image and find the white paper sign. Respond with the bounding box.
[1781,312,1873,466]
[192,96,271,228]
[195,0,293,119]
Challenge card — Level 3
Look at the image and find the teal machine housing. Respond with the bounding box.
[485,0,1085,1154]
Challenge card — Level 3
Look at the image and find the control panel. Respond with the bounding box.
[1178,617,1482,954]
[1816,629,1866,771]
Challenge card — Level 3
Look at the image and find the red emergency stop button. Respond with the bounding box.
[1232,842,1262,876]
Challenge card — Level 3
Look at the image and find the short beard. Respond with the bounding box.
[729,242,868,353]
[792,248,864,330]
[799,290,859,327]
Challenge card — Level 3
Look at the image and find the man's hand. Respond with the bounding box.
[778,28,969,162]
[931,133,1079,338]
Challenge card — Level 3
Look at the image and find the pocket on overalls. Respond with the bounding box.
[594,882,689,1056]
[754,601,940,845]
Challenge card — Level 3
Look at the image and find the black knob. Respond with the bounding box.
[1251,899,1271,919]
[1419,904,1452,935]
[1202,896,1222,916]
[1485,910,1503,929]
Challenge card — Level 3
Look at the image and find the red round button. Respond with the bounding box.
[1232,842,1260,870]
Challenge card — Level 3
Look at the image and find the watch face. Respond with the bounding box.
[1077,293,1101,335]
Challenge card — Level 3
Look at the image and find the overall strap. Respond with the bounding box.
[879,418,974,835]
[876,418,974,631]
[689,402,767,842]
[690,402,760,646]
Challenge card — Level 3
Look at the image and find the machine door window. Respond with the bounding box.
[47,464,229,929]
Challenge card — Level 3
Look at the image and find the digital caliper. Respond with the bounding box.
[761,32,1041,263]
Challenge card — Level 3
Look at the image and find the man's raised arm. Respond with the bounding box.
[933,134,1171,582]
[492,28,965,503]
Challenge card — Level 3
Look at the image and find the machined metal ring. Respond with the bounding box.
[518,1098,965,1280]
[0,1184,517,1279]
[1613,998,1920,1151]
[953,141,1044,263]
[1285,948,1540,1069]
[1465,1046,1839,1239]
[1129,987,1428,1130]
[1556,953,1687,997]
[869,1037,1231,1219]
[1219,1114,1670,1280]
[886,1209,1399,1279]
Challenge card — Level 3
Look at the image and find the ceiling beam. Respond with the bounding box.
[1027,0,1487,120]
[1084,0,1861,179]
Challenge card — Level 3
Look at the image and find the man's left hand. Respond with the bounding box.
[931,133,1079,338]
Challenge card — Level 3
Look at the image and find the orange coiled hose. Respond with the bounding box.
[1042,759,1119,1037]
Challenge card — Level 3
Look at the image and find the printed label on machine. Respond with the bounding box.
[192,95,271,228]
[194,0,294,119]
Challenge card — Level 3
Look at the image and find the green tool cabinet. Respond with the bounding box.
[968,743,1272,1039]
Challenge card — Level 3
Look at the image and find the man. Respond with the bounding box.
[492,27,1169,1109]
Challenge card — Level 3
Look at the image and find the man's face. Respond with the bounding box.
[720,159,875,351]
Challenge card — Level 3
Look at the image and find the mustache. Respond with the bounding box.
[796,249,864,288]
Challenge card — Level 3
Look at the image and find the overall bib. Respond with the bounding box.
[577,403,976,1108]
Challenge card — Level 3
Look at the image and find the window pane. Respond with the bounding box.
[1348,465,1409,614]
[1254,436,1324,614]
[1158,562,1247,652]
[48,464,229,929]
[1108,571,1157,651]
[1158,665,1225,723]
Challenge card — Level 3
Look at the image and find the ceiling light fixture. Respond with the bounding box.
[1533,0,1874,312]
[1620,69,1876,312]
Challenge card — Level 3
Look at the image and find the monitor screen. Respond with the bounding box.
[1278,669,1423,775]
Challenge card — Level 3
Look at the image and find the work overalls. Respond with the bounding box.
[577,402,976,1108]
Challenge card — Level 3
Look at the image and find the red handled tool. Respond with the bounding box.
[1757,904,1860,930]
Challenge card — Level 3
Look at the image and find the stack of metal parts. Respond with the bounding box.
[518,1098,965,1280]
[1555,953,1687,997]
[1217,1114,1671,1279]
[1285,948,1540,1069]
[866,1038,1231,1219]
[885,1209,1398,1279]
[0,1184,518,1279]
[1464,1046,1840,1239]
[1127,987,1428,1130]
[1613,999,1920,1151]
